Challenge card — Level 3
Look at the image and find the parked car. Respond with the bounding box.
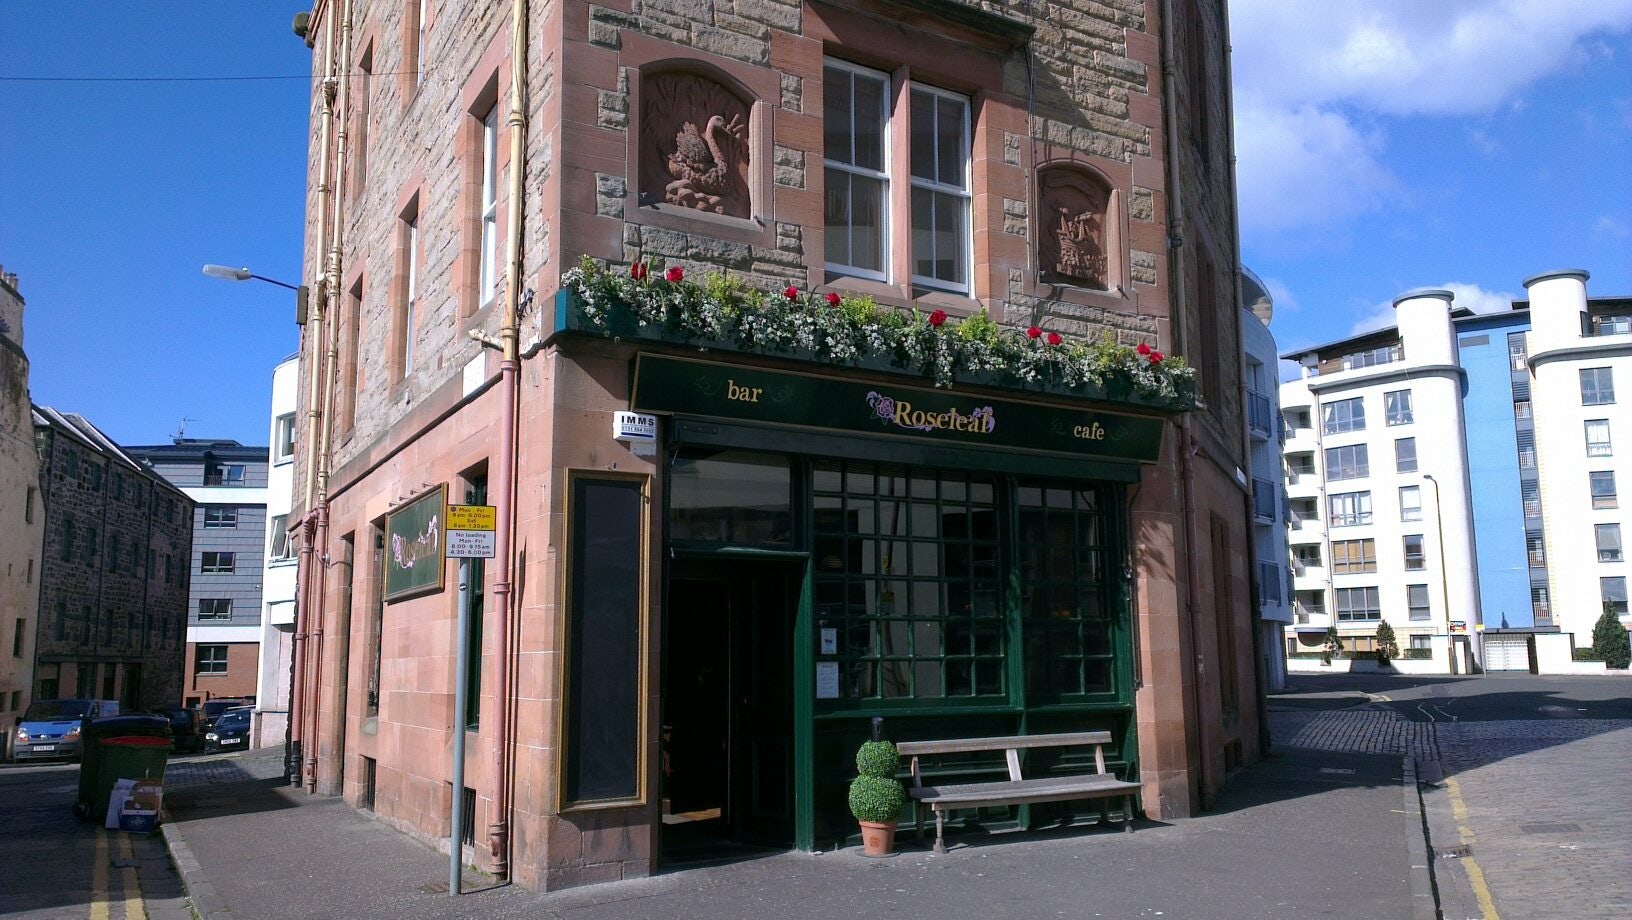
[11,699,121,763]
[152,706,207,754]
[200,698,249,728]
[205,710,251,752]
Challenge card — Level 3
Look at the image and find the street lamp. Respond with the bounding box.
[1422,474,1458,671]
[202,264,300,291]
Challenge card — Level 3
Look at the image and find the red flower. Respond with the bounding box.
[1136,342,1152,356]
[1046,332,1063,346]
[1027,326,1042,339]
[665,266,685,283]
[784,285,800,300]
[629,262,648,281]
[825,291,842,306]
[928,309,948,327]
[1148,351,1164,364]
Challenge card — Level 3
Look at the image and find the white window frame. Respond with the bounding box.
[906,82,973,294]
[1591,471,1619,510]
[273,413,296,463]
[1328,490,1372,527]
[415,0,428,85]
[196,645,228,675]
[404,216,419,371]
[202,507,237,529]
[1597,523,1623,563]
[268,513,294,562]
[200,551,235,574]
[1334,586,1381,622]
[1406,584,1431,621]
[479,105,500,305]
[1580,367,1615,406]
[1384,389,1413,426]
[1324,444,1369,481]
[198,599,233,621]
[1586,419,1612,458]
[823,59,892,283]
[1399,485,1422,523]
[1322,397,1365,435]
[1394,437,1417,473]
[1402,534,1425,571]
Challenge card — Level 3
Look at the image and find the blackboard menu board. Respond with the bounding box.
[384,484,445,601]
[563,475,645,806]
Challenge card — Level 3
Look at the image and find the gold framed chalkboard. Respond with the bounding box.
[383,484,446,602]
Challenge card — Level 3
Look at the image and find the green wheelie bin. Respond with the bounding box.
[74,714,172,821]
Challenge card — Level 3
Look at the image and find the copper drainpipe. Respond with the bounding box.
[291,0,339,783]
[480,0,529,880]
[307,0,355,793]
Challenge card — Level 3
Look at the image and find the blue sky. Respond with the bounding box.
[1,2,1629,443]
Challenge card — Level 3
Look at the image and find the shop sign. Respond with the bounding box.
[445,503,497,559]
[631,355,1165,463]
[384,485,446,601]
[1448,620,1467,634]
[613,411,658,441]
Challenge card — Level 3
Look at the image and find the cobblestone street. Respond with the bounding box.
[1270,705,1437,757]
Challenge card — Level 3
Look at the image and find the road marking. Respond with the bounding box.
[118,831,148,920]
[1445,777,1501,919]
[89,831,109,920]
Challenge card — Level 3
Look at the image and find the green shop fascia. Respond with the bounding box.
[550,281,1190,852]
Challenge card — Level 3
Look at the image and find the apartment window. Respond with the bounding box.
[1507,332,1528,370]
[1293,544,1322,567]
[1522,482,1541,518]
[401,214,419,375]
[1603,576,1628,616]
[1398,486,1422,523]
[198,599,233,621]
[200,552,235,574]
[352,45,372,200]
[1395,438,1417,473]
[1322,397,1365,434]
[274,413,296,462]
[908,85,972,292]
[823,60,891,280]
[1328,491,1372,527]
[1589,313,1631,336]
[203,507,238,529]
[1526,533,1546,567]
[195,645,228,675]
[268,513,293,561]
[1513,399,1532,420]
[25,485,35,523]
[1296,590,1326,615]
[1531,584,1551,618]
[1284,408,1311,431]
[1330,539,1377,574]
[1586,420,1612,457]
[204,464,246,486]
[342,277,362,431]
[1409,635,1432,651]
[1407,584,1431,621]
[1517,444,1536,470]
[1341,343,1402,370]
[1580,367,1615,405]
[414,0,428,83]
[12,618,22,657]
[478,105,500,306]
[1403,534,1425,571]
[1590,471,1619,510]
[1288,453,1315,478]
[1291,497,1318,525]
[1384,389,1413,426]
[1598,524,1623,563]
[1334,586,1381,621]
[1324,444,1369,481]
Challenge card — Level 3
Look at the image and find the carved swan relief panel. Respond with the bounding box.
[1038,166,1114,291]
[639,71,752,218]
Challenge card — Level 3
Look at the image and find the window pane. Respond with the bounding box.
[852,71,885,172]
[823,67,850,162]
[910,89,935,180]
[937,95,966,185]
[669,450,792,544]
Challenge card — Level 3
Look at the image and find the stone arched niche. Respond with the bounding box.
[1038,165,1122,292]
[639,69,753,218]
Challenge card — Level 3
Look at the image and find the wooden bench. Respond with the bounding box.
[897,732,1141,854]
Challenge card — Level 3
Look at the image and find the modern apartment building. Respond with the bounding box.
[255,356,300,749]
[0,265,43,721]
[128,439,270,705]
[1280,270,1630,673]
[31,408,193,708]
[285,0,1255,890]
[1241,268,1289,691]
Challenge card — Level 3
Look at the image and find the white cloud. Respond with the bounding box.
[1263,277,1301,312]
[1349,282,1515,335]
[1594,215,1631,239]
[1230,0,1632,237]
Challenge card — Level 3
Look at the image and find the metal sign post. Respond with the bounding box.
[445,504,496,896]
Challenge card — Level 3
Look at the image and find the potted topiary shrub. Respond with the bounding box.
[849,738,906,857]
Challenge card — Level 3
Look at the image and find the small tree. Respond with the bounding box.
[1375,621,1399,666]
[1591,602,1631,670]
[1321,625,1344,665]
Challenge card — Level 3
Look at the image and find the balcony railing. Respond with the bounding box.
[1252,479,1277,521]
[1248,391,1273,439]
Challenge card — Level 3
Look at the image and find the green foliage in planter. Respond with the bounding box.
[1402,648,1432,660]
[1572,647,1604,662]
[856,740,900,778]
[1375,621,1399,665]
[848,774,906,824]
[1591,603,1631,669]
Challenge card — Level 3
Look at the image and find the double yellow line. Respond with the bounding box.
[87,830,147,920]
[1445,776,1502,920]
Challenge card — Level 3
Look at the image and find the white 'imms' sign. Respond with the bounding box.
[613,411,658,441]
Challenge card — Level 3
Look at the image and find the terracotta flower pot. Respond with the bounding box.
[859,820,897,857]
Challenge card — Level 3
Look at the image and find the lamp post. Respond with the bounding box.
[202,264,300,291]
[1422,474,1457,672]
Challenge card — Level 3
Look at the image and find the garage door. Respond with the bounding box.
[1484,636,1530,671]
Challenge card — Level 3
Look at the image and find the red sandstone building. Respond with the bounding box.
[288,0,1257,890]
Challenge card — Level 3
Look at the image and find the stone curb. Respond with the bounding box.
[1401,757,1438,920]
[161,817,231,919]
[1418,756,1486,920]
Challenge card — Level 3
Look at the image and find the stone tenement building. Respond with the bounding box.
[31,408,193,709]
[288,0,1253,890]
[128,439,271,707]
[0,265,43,721]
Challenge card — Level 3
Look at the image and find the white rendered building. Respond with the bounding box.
[1524,271,1630,648]
[254,355,299,748]
[1241,269,1290,691]
[1280,290,1482,673]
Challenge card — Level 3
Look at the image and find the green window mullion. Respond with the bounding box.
[1002,476,1027,713]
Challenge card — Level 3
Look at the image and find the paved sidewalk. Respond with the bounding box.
[163,745,1417,920]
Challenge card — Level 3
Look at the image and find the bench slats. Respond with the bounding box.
[912,774,1138,805]
[896,731,1112,756]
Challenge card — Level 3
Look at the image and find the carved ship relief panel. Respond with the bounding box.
[1038,166,1113,291]
[640,70,752,218]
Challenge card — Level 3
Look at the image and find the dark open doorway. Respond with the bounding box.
[661,558,799,861]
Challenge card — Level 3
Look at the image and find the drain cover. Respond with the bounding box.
[1520,823,1582,834]
[419,881,449,894]
[1435,844,1472,859]
[1318,767,1356,775]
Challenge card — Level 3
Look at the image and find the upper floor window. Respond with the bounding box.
[1597,524,1623,563]
[268,513,294,562]
[1394,437,1417,473]
[1284,407,1311,431]
[1590,471,1618,510]
[1330,538,1376,574]
[823,60,889,281]
[204,463,245,486]
[1581,367,1615,405]
[274,413,296,463]
[479,105,500,306]
[1587,313,1631,336]
[1407,584,1431,621]
[1586,419,1612,458]
[1328,490,1372,527]
[1384,389,1413,426]
[1322,397,1365,435]
[200,551,235,574]
[1507,332,1528,370]
[203,507,238,529]
[198,599,233,621]
[907,85,971,292]
[1402,534,1425,571]
[1603,576,1628,616]
[1334,586,1380,622]
[1399,485,1422,522]
[1341,343,1402,370]
[1324,444,1369,481]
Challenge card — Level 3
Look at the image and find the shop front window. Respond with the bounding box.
[1019,485,1113,698]
[670,450,793,545]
